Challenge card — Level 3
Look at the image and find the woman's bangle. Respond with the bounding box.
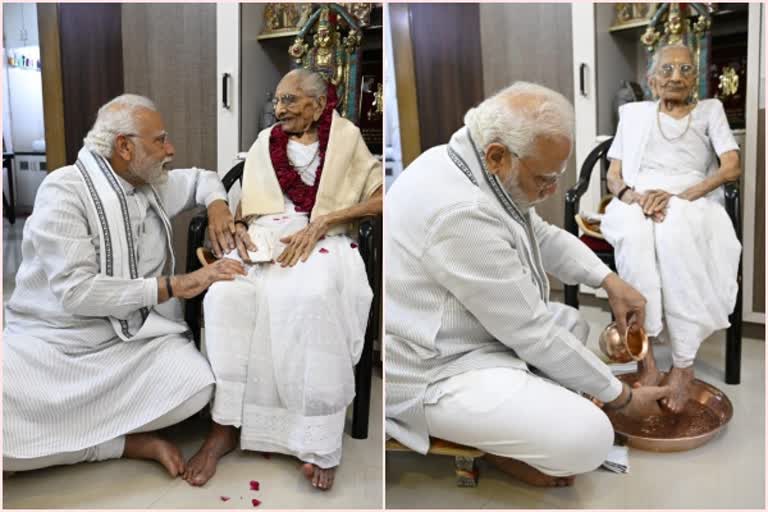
[604,384,633,411]
[234,219,248,230]
[617,185,632,201]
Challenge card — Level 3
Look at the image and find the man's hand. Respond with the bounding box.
[276,215,332,268]
[620,384,671,419]
[172,258,246,299]
[601,273,646,335]
[207,199,235,258]
[234,223,257,263]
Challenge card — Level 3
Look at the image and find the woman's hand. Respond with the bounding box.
[639,189,673,218]
[276,215,332,267]
[234,223,257,263]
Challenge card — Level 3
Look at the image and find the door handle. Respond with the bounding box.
[579,63,588,97]
[222,73,231,110]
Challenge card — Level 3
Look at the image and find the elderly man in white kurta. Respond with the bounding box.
[602,43,741,413]
[183,70,382,491]
[3,94,246,475]
[386,82,671,487]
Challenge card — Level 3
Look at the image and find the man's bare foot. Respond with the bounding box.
[123,432,185,477]
[635,340,662,386]
[182,423,239,487]
[300,462,336,490]
[659,366,694,413]
[486,454,575,487]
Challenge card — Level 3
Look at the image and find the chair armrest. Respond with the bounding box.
[186,210,209,273]
[724,181,741,239]
[358,216,381,289]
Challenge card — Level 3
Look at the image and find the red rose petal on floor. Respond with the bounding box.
[252,498,262,507]
[220,496,231,502]
[350,242,358,249]
[249,480,260,491]
[319,248,329,254]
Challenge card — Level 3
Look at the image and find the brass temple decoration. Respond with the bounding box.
[261,3,313,37]
[640,3,712,101]
[718,66,739,98]
[611,3,659,30]
[288,4,364,122]
[340,3,373,26]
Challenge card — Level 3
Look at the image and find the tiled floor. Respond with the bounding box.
[386,301,766,509]
[4,380,383,509]
[2,217,384,509]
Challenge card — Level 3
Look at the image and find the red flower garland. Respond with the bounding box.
[269,83,338,213]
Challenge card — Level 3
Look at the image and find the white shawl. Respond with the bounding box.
[74,148,188,341]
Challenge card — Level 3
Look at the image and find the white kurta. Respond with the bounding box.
[385,126,623,455]
[203,140,373,468]
[601,99,741,367]
[3,165,224,459]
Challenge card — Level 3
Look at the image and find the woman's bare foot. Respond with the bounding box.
[123,432,185,477]
[659,366,694,413]
[183,423,239,487]
[486,454,575,487]
[635,341,662,386]
[300,462,336,490]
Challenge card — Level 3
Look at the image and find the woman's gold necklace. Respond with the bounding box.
[656,102,692,142]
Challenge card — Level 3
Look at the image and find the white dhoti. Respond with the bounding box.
[203,217,373,468]
[601,178,741,368]
[423,303,613,477]
[4,385,212,472]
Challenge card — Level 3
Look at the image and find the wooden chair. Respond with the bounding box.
[386,438,486,487]
[184,160,382,439]
[564,137,743,384]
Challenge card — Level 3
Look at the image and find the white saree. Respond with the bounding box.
[203,117,381,468]
[601,99,741,367]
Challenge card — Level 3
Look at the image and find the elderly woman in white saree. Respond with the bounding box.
[183,69,382,490]
[601,43,741,412]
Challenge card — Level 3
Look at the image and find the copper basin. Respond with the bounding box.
[605,372,733,452]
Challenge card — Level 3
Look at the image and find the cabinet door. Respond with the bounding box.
[571,3,601,215]
[742,2,764,323]
[217,3,240,177]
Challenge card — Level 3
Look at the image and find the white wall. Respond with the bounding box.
[6,48,44,152]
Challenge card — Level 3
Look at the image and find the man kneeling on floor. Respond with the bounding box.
[3,94,245,475]
[385,82,670,487]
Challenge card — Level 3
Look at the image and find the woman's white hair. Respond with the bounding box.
[464,81,574,158]
[287,68,328,98]
[83,94,158,158]
[648,42,697,79]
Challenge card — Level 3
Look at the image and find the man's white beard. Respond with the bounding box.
[499,167,546,211]
[128,146,169,185]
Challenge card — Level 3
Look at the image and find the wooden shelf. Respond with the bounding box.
[256,24,382,41]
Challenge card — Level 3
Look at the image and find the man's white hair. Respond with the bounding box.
[83,94,158,158]
[648,42,697,79]
[464,81,574,158]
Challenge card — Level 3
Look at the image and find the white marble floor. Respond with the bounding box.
[385,301,766,509]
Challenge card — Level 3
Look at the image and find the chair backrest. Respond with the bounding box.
[577,137,614,197]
